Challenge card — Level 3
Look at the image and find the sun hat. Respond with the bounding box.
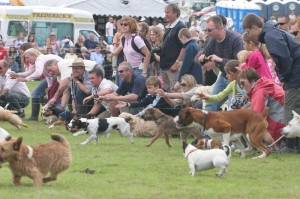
[70,58,85,67]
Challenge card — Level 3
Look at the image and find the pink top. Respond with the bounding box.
[243,50,272,79]
[121,35,145,69]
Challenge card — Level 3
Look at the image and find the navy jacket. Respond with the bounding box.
[259,21,300,90]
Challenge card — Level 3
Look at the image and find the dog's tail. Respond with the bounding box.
[125,117,132,123]
[51,133,70,148]
[222,144,231,158]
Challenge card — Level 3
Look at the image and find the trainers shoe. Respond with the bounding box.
[17,111,25,118]
[273,147,297,154]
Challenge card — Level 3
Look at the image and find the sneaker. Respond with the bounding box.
[273,147,297,154]
[17,110,25,118]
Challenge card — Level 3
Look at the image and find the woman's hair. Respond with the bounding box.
[224,60,241,74]
[80,46,87,52]
[19,42,33,52]
[243,33,269,61]
[24,48,42,57]
[77,35,85,43]
[120,16,138,33]
[181,74,197,88]
[178,28,192,39]
[138,22,150,37]
[239,67,261,82]
[146,76,161,87]
[149,26,164,48]
[237,50,251,63]
[27,34,35,42]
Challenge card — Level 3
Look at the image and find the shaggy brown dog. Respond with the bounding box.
[0,107,28,129]
[0,134,72,187]
[118,112,157,137]
[143,108,202,147]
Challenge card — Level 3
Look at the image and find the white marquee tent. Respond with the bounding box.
[22,0,167,18]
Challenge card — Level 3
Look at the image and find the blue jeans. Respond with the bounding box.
[106,36,113,44]
[32,78,47,101]
[205,75,231,111]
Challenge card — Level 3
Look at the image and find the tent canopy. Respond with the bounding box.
[23,0,167,18]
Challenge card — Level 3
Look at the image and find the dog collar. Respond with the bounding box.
[185,148,198,159]
[27,146,33,159]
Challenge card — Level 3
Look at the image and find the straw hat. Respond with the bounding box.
[70,58,85,67]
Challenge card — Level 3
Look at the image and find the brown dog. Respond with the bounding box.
[143,108,202,147]
[0,134,72,187]
[195,138,222,149]
[175,107,272,159]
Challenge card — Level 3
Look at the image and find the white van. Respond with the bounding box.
[0,6,101,47]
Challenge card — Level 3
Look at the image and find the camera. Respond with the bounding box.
[152,45,165,56]
[200,57,212,65]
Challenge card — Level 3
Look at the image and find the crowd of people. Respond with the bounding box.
[1,3,300,154]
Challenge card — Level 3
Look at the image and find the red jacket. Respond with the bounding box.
[248,77,285,141]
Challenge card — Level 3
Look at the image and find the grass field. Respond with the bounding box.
[1,81,300,199]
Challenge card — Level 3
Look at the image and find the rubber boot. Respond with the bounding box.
[26,98,40,121]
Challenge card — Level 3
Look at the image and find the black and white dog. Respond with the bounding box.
[183,141,231,177]
[42,103,92,129]
[67,117,134,145]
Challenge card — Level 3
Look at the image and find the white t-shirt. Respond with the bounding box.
[106,22,114,37]
[92,78,118,110]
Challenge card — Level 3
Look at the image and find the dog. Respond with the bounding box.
[0,127,11,167]
[42,103,91,129]
[175,107,272,159]
[0,133,72,187]
[41,104,58,125]
[118,112,157,137]
[143,108,202,147]
[183,141,231,177]
[67,117,134,145]
[194,138,222,149]
[282,110,300,138]
[0,107,28,129]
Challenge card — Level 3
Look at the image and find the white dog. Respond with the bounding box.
[282,110,300,138]
[0,127,11,167]
[183,141,231,177]
[67,117,134,145]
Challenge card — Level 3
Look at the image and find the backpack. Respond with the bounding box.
[121,34,155,63]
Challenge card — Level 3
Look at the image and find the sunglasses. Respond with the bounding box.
[180,83,187,87]
[118,70,127,73]
[120,23,129,27]
[204,27,217,33]
[278,22,288,26]
[239,80,248,87]
[292,31,299,36]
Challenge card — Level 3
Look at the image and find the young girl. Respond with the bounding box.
[198,60,249,110]
[242,33,272,79]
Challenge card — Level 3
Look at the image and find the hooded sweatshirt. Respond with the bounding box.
[248,77,285,141]
[259,21,300,90]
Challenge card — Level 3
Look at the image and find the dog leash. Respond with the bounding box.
[267,135,285,148]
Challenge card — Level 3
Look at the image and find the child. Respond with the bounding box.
[116,76,177,117]
[8,56,21,73]
[64,46,78,60]
[198,60,249,110]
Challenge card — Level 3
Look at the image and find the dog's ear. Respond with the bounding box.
[49,103,55,108]
[5,136,12,141]
[13,137,23,151]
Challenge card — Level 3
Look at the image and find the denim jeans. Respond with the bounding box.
[31,78,48,101]
[5,92,29,110]
[205,75,231,111]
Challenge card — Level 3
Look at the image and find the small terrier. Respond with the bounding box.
[0,134,72,187]
[183,141,231,177]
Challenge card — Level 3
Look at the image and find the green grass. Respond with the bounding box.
[1,81,300,199]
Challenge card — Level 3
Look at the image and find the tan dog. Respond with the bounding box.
[0,134,72,187]
[0,107,28,129]
[195,138,222,149]
[175,107,272,159]
[118,112,157,137]
[143,108,202,147]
